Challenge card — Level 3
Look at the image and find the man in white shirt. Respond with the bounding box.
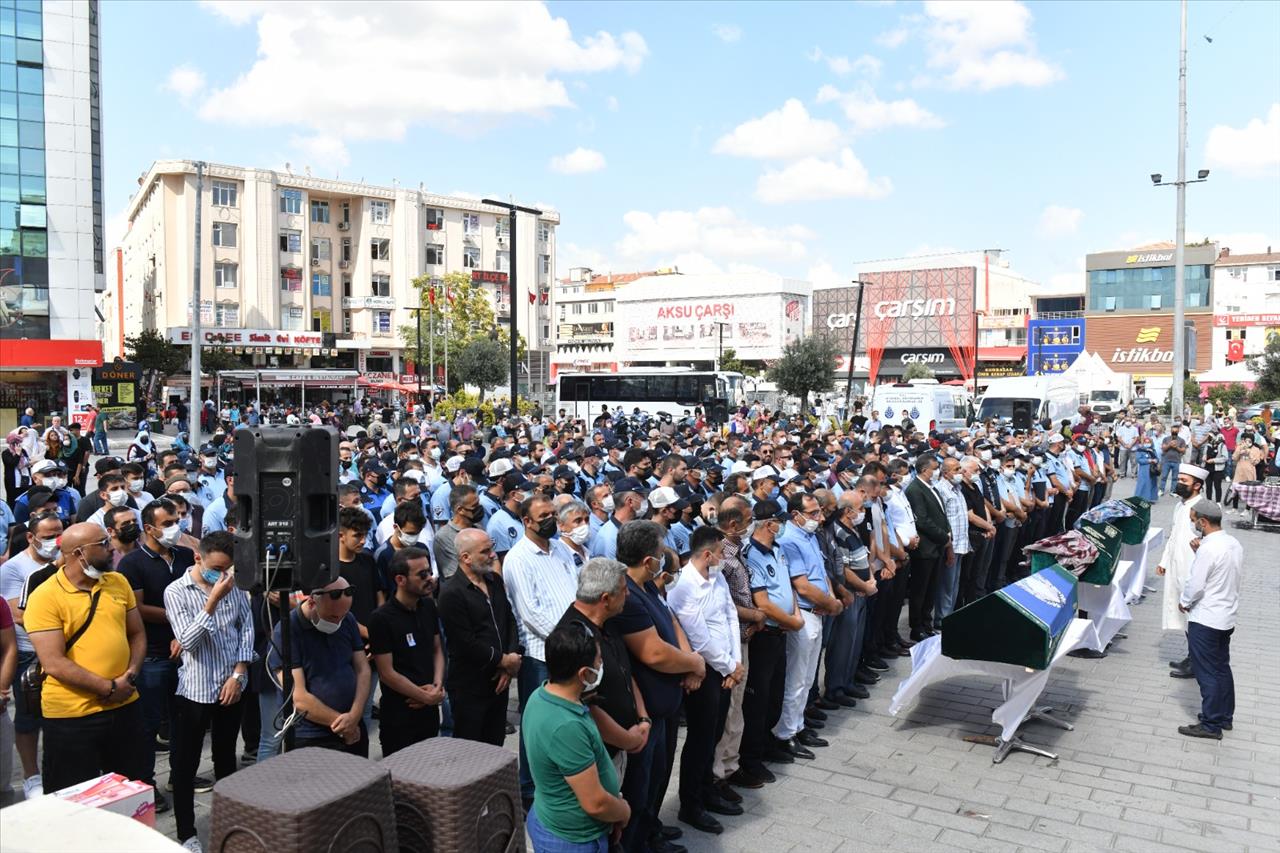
[668,525,744,827]
[1176,500,1241,740]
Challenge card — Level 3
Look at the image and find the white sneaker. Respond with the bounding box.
[181,838,203,853]
[22,774,43,799]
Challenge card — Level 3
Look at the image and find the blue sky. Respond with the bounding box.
[101,1,1280,292]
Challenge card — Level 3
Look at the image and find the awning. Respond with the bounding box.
[977,346,1026,361]
[0,339,102,368]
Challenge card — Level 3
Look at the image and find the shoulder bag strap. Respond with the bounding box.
[64,590,102,653]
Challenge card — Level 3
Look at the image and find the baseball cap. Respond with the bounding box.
[751,499,787,521]
[94,456,123,475]
[487,457,515,478]
[751,465,780,483]
[648,486,689,511]
[612,476,648,496]
[444,455,465,473]
[32,459,60,475]
[583,446,603,459]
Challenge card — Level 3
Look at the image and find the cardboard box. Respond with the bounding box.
[54,773,156,828]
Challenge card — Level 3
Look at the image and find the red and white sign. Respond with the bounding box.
[0,339,102,368]
[168,328,325,349]
[1213,313,1280,327]
[621,294,805,361]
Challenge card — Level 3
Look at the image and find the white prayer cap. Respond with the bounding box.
[1179,463,1209,481]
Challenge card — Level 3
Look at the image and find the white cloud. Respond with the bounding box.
[713,99,843,160]
[560,242,612,273]
[816,84,944,134]
[876,27,909,49]
[756,148,892,204]
[807,260,850,290]
[605,95,619,112]
[920,0,1062,90]
[549,147,606,174]
[194,2,647,145]
[617,207,814,264]
[163,65,206,102]
[712,23,742,43]
[808,48,881,77]
[1205,104,1280,177]
[289,133,350,170]
[1185,231,1279,255]
[1038,204,1083,236]
[105,204,130,253]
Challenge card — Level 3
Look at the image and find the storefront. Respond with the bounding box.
[168,327,345,371]
[0,339,104,435]
[1027,318,1086,375]
[1087,313,1213,403]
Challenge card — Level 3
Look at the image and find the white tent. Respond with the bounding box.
[1062,351,1125,395]
[1197,361,1259,386]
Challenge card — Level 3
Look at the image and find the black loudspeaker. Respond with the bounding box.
[1011,399,1033,431]
[709,402,729,424]
[233,426,339,592]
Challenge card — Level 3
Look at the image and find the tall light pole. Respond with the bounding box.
[190,161,205,450]
[842,280,869,416]
[714,321,731,370]
[481,199,542,415]
[1152,0,1209,419]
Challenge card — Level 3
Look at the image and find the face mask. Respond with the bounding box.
[36,537,60,560]
[202,458,218,470]
[139,436,149,445]
[1002,468,1016,479]
[536,517,558,539]
[311,614,342,635]
[1173,483,1192,499]
[407,454,420,462]
[429,447,442,460]
[567,524,591,545]
[178,516,192,533]
[802,518,820,534]
[398,528,420,546]
[187,473,200,484]
[201,568,222,585]
[705,511,718,526]
[637,499,649,516]
[107,488,128,507]
[850,508,866,526]
[157,524,183,547]
[128,479,144,493]
[582,662,604,693]
[987,460,1000,471]
[115,524,141,544]
[745,521,758,539]
[949,474,962,485]
[705,561,723,576]
[47,477,66,490]
[767,486,780,501]
[979,450,992,462]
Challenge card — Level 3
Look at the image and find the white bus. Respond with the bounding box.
[556,369,744,422]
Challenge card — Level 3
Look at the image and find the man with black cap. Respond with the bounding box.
[590,476,647,560]
[552,464,578,497]
[577,447,604,495]
[358,462,391,522]
[648,486,692,561]
[1159,463,1208,678]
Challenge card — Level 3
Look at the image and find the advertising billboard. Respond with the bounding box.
[1027,318,1086,376]
[1088,313,1212,374]
[621,293,806,361]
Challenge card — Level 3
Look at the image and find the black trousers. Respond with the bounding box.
[42,701,150,794]
[1206,470,1224,502]
[449,689,509,746]
[678,671,729,809]
[959,534,988,608]
[240,687,260,756]
[294,723,369,757]
[907,551,942,633]
[740,629,786,775]
[172,695,244,842]
[875,567,910,650]
[1065,489,1089,530]
[1048,494,1068,536]
[378,702,441,757]
[989,525,1015,592]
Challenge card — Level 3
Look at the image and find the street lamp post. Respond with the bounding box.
[842,281,868,417]
[407,306,428,408]
[190,160,205,451]
[714,321,731,371]
[481,199,543,416]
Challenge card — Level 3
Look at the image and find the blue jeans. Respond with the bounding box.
[526,804,608,852]
[934,551,963,627]
[1187,622,1235,733]
[824,595,866,699]
[92,433,109,454]
[516,657,549,802]
[257,686,283,762]
[1159,459,1180,496]
[137,657,178,786]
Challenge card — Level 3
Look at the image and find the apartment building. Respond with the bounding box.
[551,267,655,377]
[1211,246,1280,368]
[119,160,558,383]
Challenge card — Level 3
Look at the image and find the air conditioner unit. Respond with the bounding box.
[337,221,350,231]
[339,260,350,269]
[497,236,508,248]
[311,257,321,266]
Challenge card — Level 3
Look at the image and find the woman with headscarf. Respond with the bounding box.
[1132,433,1159,503]
[127,428,156,476]
[2,428,31,503]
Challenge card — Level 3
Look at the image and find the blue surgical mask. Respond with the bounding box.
[768,486,780,500]
[201,568,222,585]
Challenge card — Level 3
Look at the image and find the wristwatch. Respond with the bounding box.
[233,672,247,688]
[638,716,652,725]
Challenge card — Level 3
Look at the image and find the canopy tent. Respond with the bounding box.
[1195,360,1258,391]
[1062,351,1125,395]
[216,369,362,412]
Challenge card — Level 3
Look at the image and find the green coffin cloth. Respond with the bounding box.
[1075,521,1124,585]
[1114,497,1153,544]
[941,564,1079,670]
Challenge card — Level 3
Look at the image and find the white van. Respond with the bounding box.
[977,376,1080,429]
[871,383,965,433]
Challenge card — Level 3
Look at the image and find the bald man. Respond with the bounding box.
[438,529,522,746]
[23,522,149,793]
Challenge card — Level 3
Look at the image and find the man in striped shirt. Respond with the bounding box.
[163,531,254,853]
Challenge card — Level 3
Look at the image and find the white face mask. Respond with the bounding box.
[987,460,1000,470]
[107,488,129,507]
[567,524,591,545]
[36,537,60,560]
[849,509,866,526]
[82,561,104,580]
[128,479,144,493]
[46,477,66,490]
[637,499,649,516]
[979,450,992,462]
[398,528,420,546]
[802,518,820,534]
[1002,468,1016,479]
[202,457,218,470]
[157,524,183,547]
[311,614,342,635]
[582,662,604,693]
[745,521,758,539]
[705,561,723,576]
[430,447,442,460]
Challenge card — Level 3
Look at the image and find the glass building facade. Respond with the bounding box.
[0,0,47,339]
[1087,264,1211,312]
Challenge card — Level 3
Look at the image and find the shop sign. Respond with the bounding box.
[168,328,325,349]
[1213,313,1280,327]
[342,296,396,310]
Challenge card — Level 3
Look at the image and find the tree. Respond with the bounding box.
[398,271,525,391]
[1248,335,1280,401]
[1164,376,1202,415]
[452,338,509,401]
[1206,381,1250,413]
[197,347,244,373]
[767,335,839,412]
[126,328,186,401]
[719,347,759,377]
[902,362,935,382]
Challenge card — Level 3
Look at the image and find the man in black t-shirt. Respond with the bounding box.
[367,547,443,757]
[338,506,385,732]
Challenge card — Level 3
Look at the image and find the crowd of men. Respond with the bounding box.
[0,396,1251,852]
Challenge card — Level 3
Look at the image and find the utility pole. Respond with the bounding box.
[842,282,867,416]
[190,160,205,450]
[1172,0,1188,420]
[481,198,542,415]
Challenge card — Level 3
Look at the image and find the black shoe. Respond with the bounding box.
[909,630,931,642]
[649,838,686,853]
[1177,723,1222,740]
[745,764,776,783]
[1169,657,1190,669]
[854,668,880,684]
[703,792,744,817]
[659,825,683,841]
[828,693,857,708]
[802,715,825,730]
[894,636,914,649]
[240,751,256,764]
[764,747,796,764]
[505,721,516,735]
[677,806,724,835]
[805,706,829,721]
[192,775,215,794]
[847,684,870,700]
[725,769,765,789]
[780,737,816,760]
[893,645,913,657]
[1170,669,1196,679]
[713,779,743,804]
[153,790,171,814]
[1198,715,1232,731]
[863,658,890,672]
[155,733,170,750]
[796,729,828,748]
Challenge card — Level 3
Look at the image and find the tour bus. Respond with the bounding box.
[871,382,967,433]
[976,376,1081,429]
[556,368,744,422]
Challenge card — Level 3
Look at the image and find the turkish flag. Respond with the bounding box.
[1227,339,1245,362]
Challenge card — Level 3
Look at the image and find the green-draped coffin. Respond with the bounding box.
[941,564,1079,670]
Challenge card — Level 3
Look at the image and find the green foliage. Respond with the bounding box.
[431,390,480,424]
[767,335,840,411]
[1206,382,1250,413]
[453,338,509,401]
[1248,335,1280,401]
[197,347,244,373]
[902,362,936,382]
[719,348,759,377]
[125,328,185,377]
[1164,377,1203,415]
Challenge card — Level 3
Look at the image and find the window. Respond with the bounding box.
[310,199,330,223]
[1087,264,1210,312]
[539,224,551,242]
[1272,267,1280,281]
[495,218,508,238]
[1104,296,1117,311]
[374,310,392,334]
[311,237,331,262]
[370,200,390,224]
[312,273,332,296]
[1228,268,1242,279]
[426,244,444,266]
[572,303,582,315]
[1149,294,1161,309]
[214,262,238,289]
[424,208,444,230]
[216,302,239,328]
[280,189,303,215]
[370,238,390,260]
[495,250,509,272]
[463,246,480,269]
[342,310,352,333]
[211,180,237,207]
[342,276,352,297]
[279,230,302,253]
[371,274,390,297]
[462,213,479,234]
[341,237,351,262]
[340,201,350,224]
[543,324,550,340]
[211,222,237,247]
[280,267,303,292]
[311,309,332,333]
[540,254,551,275]
[587,302,599,314]
[283,305,304,331]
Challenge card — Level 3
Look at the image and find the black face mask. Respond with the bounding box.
[115,524,141,544]
[1173,483,1192,499]
[535,517,558,540]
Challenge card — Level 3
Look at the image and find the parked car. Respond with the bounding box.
[1237,401,1280,423]
[1130,396,1154,416]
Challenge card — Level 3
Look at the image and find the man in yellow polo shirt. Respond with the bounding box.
[24,522,149,793]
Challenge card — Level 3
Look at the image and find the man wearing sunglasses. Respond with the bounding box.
[367,547,444,757]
